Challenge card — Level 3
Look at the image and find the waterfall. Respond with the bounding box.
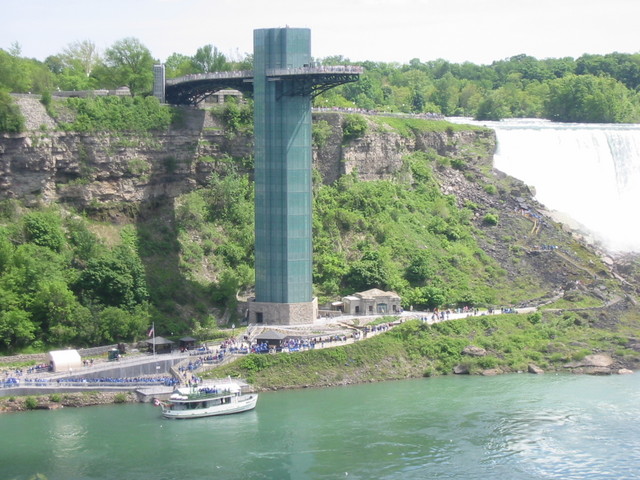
[452,118,640,253]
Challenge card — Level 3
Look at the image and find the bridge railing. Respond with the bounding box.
[166,70,254,86]
[166,66,363,86]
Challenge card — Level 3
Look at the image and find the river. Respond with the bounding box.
[2,373,639,480]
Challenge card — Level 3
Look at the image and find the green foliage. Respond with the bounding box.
[24,396,38,410]
[40,90,52,110]
[23,211,65,252]
[482,213,499,226]
[342,114,368,140]
[0,205,152,350]
[0,308,36,349]
[102,37,154,95]
[78,243,148,311]
[192,45,228,73]
[0,46,43,93]
[126,158,151,176]
[545,74,639,123]
[0,90,25,133]
[4,40,640,123]
[312,119,333,147]
[113,393,128,404]
[59,96,173,132]
[206,309,640,389]
[483,184,497,195]
[221,100,253,133]
[528,312,542,324]
[313,163,503,308]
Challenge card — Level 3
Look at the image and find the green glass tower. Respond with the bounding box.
[249,28,360,325]
[156,28,360,324]
[251,28,314,324]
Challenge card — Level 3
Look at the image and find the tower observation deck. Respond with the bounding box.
[161,65,361,106]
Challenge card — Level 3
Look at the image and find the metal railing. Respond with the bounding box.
[266,66,363,77]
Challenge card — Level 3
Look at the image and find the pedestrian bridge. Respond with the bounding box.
[162,65,363,105]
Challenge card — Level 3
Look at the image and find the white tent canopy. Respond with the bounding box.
[47,349,82,373]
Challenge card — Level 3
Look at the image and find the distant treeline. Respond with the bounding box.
[2,38,640,124]
[320,53,640,123]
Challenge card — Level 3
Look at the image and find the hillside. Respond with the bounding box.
[0,96,638,352]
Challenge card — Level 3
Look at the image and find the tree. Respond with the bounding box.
[23,211,65,252]
[50,40,102,91]
[342,114,368,140]
[0,89,24,133]
[545,74,638,123]
[97,306,147,343]
[431,73,461,116]
[344,249,392,292]
[0,48,31,92]
[0,308,35,349]
[103,37,155,95]
[79,244,149,311]
[31,280,81,342]
[164,52,195,78]
[61,40,101,77]
[192,44,228,73]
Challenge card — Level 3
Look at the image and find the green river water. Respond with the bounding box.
[1,373,639,480]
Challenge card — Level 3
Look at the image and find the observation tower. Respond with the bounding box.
[155,28,361,325]
[249,28,361,325]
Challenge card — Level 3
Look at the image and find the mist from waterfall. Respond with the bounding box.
[451,118,640,253]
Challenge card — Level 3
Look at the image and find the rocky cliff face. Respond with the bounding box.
[313,112,495,184]
[0,112,253,210]
[0,104,494,210]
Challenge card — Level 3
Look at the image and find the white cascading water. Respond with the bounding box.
[451,118,640,253]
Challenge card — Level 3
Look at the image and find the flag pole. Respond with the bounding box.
[152,322,156,357]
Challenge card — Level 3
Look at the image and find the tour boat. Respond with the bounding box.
[154,379,258,419]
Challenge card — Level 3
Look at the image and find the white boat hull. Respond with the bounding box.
[160,394,258,419]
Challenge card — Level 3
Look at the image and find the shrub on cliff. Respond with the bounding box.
[342,113,368,140]
[59,95,173,132]
[0,90,25,133]
[221,99,253,134]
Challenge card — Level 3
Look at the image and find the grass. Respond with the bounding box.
[540,295,604,310]
[371,116,487,138]
[202,311,640,389]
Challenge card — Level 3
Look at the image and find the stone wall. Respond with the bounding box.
[247,298,318,325]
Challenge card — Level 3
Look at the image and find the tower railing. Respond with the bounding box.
[265,66,364,77]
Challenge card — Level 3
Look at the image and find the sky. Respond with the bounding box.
[3,0,640,65]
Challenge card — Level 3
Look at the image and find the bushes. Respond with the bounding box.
[342,113,368,140]
[483,213,499,226]
[221,100,253,133]
[23,211,65,252]
[313,173,504,307]
[0,205,153,350]
[59,96,173,132]
[0,90,25,133]
[113,393,128,404]
[312,119,333,147]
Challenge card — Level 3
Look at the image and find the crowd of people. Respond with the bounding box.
[2,375,180,388]
[0,317,417,391]
[313,106,444,120]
